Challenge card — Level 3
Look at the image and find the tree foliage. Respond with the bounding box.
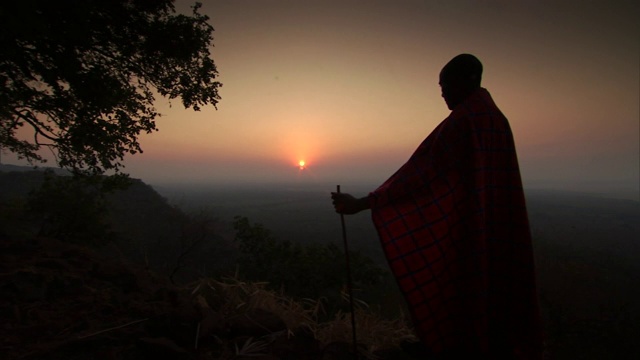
[26,171,116,243]
[233,216,388,304]
[0,0,221,175]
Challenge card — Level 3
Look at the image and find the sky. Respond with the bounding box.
[6,0,640,199]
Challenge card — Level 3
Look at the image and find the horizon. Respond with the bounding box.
[1,161,638,202]
[3,0,638,201]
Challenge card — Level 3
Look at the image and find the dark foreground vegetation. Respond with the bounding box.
[0,167,418,359]
[1,166,639,359]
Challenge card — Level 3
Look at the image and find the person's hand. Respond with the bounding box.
[331,192,369,214]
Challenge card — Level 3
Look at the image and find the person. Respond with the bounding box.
[331,54,543,359]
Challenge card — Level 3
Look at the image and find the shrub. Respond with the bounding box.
[232,216,388,310]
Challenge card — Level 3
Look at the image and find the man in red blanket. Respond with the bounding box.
[332,54,543,359]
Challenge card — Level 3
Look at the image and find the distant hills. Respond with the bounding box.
[0,163,70,175]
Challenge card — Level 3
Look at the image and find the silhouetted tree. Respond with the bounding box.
[0,0,221,175]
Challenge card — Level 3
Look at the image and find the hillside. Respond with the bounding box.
[0,166,237,284]
[0,167,420,359]
[2,166,639,358]
[0,235,424,359]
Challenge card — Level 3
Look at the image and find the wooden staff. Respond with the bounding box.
[337,185,358,359]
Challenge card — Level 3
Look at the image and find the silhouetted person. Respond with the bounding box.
[332,54,543,359]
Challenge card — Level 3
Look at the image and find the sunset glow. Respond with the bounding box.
[4,0,638,198]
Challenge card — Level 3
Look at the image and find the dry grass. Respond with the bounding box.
[189,276,320,331]
[314,308,418,353]
[188,276,417,358]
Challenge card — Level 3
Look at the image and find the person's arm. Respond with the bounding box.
[330,192,371,215]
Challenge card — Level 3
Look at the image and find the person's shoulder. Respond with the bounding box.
[468,88,495,109]
[438,109,472,136]
[461,88,506,118]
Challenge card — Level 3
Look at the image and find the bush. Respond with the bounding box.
[233,216,388,309]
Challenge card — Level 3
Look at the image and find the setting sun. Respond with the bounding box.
[298,160,306,169]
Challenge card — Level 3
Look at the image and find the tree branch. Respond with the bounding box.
[12,109,59,142]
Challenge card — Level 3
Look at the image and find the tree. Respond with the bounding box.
[232,216,388,305]
[27,171,115,243]
[0,0,221,175]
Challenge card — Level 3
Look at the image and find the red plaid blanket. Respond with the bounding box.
[370,88,543,358]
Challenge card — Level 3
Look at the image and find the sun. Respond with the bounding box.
[298,160,306,169]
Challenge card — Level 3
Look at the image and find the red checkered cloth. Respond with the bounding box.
[370,88,543,358]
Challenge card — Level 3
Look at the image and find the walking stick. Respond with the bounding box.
[337,185,358,359]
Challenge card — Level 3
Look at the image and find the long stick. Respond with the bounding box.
[337,185,358,359]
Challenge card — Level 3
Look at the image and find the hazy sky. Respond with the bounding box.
[7,0,640,198]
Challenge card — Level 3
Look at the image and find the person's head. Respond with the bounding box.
[439,54,483,110]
